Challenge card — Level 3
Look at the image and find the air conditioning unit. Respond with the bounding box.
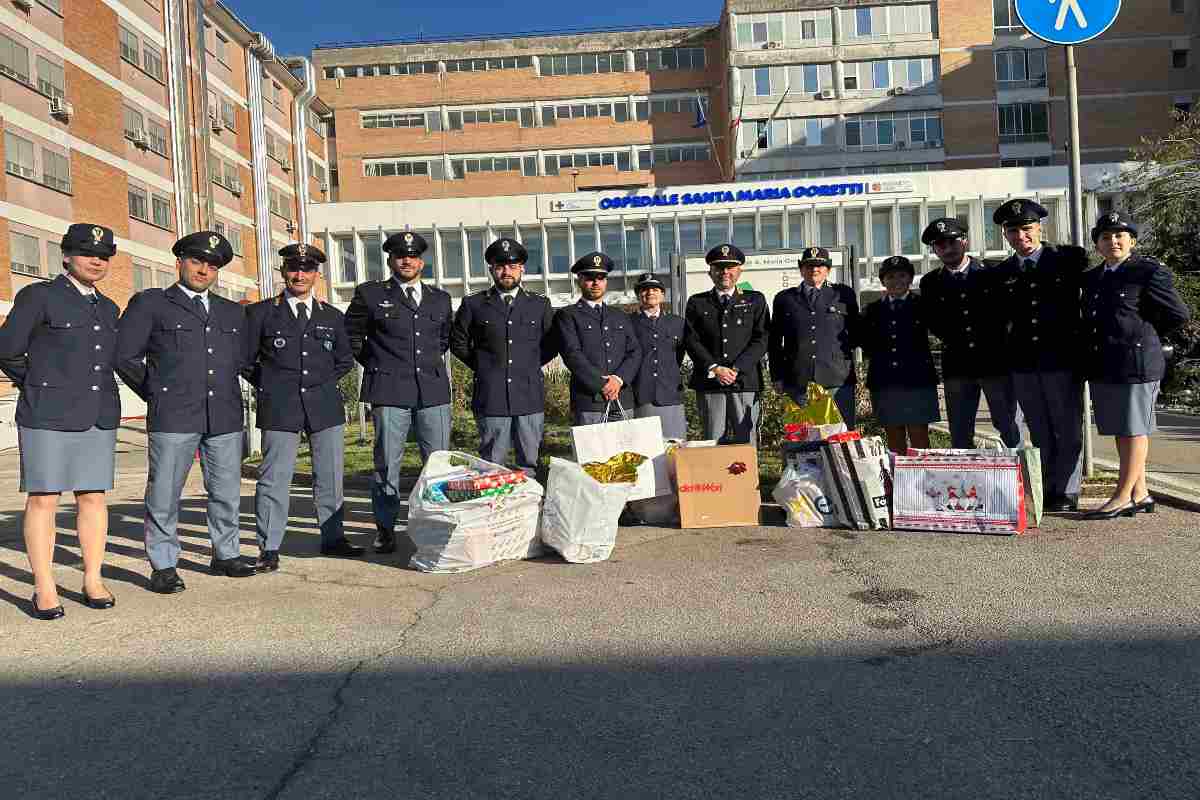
[764,41,780,49]
[131,131,150,150]
[819,89,836,100]
[318,181,329,193]
[13,0,32,11]
[280,160,292,172]
[48,97,73,120]
[210,117,223,133]
[892,86,907,96]
[896,140,907,149]
[229,179,243,196]
[285,222,297,234]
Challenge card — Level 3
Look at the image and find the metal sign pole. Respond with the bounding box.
[1066,44,1095,479]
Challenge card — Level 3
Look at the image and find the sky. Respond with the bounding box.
[232,0,726,57]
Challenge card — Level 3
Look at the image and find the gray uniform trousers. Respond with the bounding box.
[476,413,544,471]
[144,430,242,570]
[1012,371,1084,499]
[634,403,687,440]
[697,391,761,448]
[944,376,1022,449]
[372,404,451,534]
[256,425,345,551]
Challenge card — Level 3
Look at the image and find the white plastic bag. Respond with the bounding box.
[571,403,666,501]
[539,457,634,563]
[407,451,544,573]
[771,452,838,528]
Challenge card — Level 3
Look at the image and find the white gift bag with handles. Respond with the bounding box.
[891,454,1027,535]
[539,458,634,563]
[570,400,666,502]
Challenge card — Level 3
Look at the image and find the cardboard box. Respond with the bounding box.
[673,444,761,528]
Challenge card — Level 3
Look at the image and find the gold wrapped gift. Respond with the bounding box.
[581,451,647,484]
[781,382,845,427]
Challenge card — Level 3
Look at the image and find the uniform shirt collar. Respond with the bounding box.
[495,286,520,301]
[641,307,662,318]
[175,283,209,303]
[585,299,604,310]
[393,276,422,302]
[945,256,972,276]
[64,272,96,297]
[716,288,736,299]
[286,293,314,316]
[1020,246,1043,266]
[887,292,912,304]
[1105,256,1130,272]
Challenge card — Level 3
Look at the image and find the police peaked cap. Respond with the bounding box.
[705,243,745,266]
[61,223,117,258]
[921,217,967,246]
[382,231,428,257]
[173,230,233,267]
[572,252,614,274]
[992,198,1048,227]
[1091,210,1138,243]
[485,237,528,266]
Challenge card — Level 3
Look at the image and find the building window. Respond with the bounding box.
[224,160,239,190]
[645,144,711,165]
[439,231,464,279]
[42,149,70,192]
[270,81,281,107]
[221,98,236,131]
[446,56,532,73]
[39,0,63,12]
[754,66,771,96]
[213,31,228,64]
[36,56,64,99]
[0,33,31,84]
[909,113,943,145]
[333,235,357,283]
[360,233,385,282]
[133,264,152,290]
[46,240,62,271]
[129,186,149,222]
[760,213,783,249]
[872,207,893,257]
[996,49,1047,85]
[143,44,164,82]
[541,52,626,76]
[1173,49,1189,68]
[994,0,1023,31]
[518,226,543,275]
[123,107,144,139]
[10,231,41,276]
[899,207,920,253]
[365,157,446,178]
[152,194,171,229]
[119,26,139,66]
[998,102,1050,142]
[269,187,291,220]
[4,131,35,179]
[147,119,168,156]
[634,47,706,72]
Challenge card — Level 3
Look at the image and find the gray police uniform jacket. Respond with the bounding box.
[116,285,246,435]
[554,300,642,412]
[918,258,1009,379]
[685,288,770,393]
[0,274,120,431]
[629,310,687,406]
[243,295,355,433]
[1080,255,1191,384]
[995,244,1087,374]
[449,287,558,417]
[768,283,857,389]
[344,279,452,409]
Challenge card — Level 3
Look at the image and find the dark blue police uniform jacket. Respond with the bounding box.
[1080,255,1191,384]
[0,274,120,431]
[918,258,1009,379]
[344,279,452,409]
[554,300,642,413]
[995,244,1087,374]
[629,310,686,406]
[860,295,939,389]
[685,288,770,393]
[768,283,856,389]
[449,287,558,417]
[243,295,355,433]
[116,285,246,435]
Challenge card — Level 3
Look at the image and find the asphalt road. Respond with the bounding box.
[2,460,1199,800]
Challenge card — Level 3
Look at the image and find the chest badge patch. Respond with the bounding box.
[273,337,286,349]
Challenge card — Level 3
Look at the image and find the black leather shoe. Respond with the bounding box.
[1133,495,1156,514]
[82,588,116,609]
[1045,496,1078,512]
[1082,501,1137,520]
[210,557,257,577]
[373,527,395,554]
[31,592,65,620]
[149,568,186,594]
[321,538,365,558]
[255,551,280,572]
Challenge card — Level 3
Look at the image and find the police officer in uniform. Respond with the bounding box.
[244,243,361,571]
[628,273,688,440]
[686,244,770,445]
[0,224,121,618]
[344,231,452,554]
[993,199,1088,512]
[918,218,1021,448]
[117,231,256,593]
[768,246,858,427]
[450,237,558,471]
[1079,211,1190,519]
[554,252,642,424]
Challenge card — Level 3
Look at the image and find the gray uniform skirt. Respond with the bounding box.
[18,426,117,493]
[1092,381,1159,437]
[870,386,942,427]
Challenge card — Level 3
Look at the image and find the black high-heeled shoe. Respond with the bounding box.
[1081,501,1137,520]
[31,592,65,621]
[1132,495,1156,514]
[82,588,116,610]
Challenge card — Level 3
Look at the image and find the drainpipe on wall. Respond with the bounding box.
[283,56,316,243]
[163,0,195,231]
[247,32,276,299]
[194,0,215,230]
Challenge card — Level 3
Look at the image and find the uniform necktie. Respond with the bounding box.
[192,294,208,320]
[297,303,308,325]
[88,294,98,305]
[1022,258,1035,272]
[504,294,513,307]
[804,286,816,305]
[720,293,731,310]
[406,286,417,308]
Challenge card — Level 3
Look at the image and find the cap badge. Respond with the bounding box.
[501,240,510,252]
[1108,212,1120,224]
[403,232,414,245]
[721,245,730,257]
[592,254,602,267]
[208,235,220,250]
[1010,200,1022,215]
[91,227,103,243]
[936,221,946,232]
[297,243,307,257]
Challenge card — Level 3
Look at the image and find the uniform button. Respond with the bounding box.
[301,388,306,393]
[302,352,307,356]
[42,381,48,386]
[653,372,658,377]
[965,326,972,332]
[1032,300,1039,306]
[1030,283,1037,288]
[722,323,728,328]
[415,332,421,336]
[209,369,214,375]
[413,314,418,320]
[605,342,611,347]
[891,347,897,352]
[653,334,658,339]
[508,359,513,364]
[94,344,101,351]
[508,339,513,344]
[1031,336,1039,341]
[177,323,182,328]
[811,339,817,345]
[507,378,512,383]
[208,390,214,396]
[723,338,728,342]
[810,325,816,330]
[93,325,100,331]
[416,349,421,354]
[1031,318,1038,324]
[65,322,71,328]
[890,334,897,339]
[207,347,213,354]
[302,369,308,375]
[811,355,816,360]
[91,385,98,391]
[960,294,967,300]
[892,362,898,367]
[162,387,168,392]
[206,326,211,332]
[961,310,968,315]
[93,365,101,371]
[507,321,512,325]
[969,343,976,349]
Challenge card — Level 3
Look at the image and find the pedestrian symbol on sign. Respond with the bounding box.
[1050,0,1087,30]
[1015,0,1121,45]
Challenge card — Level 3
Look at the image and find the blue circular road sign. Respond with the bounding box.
[1015,0,1122,45]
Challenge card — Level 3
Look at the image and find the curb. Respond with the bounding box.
[932,423,1200,513]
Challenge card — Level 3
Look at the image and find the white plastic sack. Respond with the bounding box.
[408,451,544,573]
[571,408,665,501]
[539,457,634,562]
[771,452,838,528]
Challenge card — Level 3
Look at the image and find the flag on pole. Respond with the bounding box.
[692,95,708,129]
[729,87,745,135]
[743,86,791,161]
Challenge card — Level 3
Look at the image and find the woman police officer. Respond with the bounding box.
[1080,211,1190,520]
[0,224,122,618]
